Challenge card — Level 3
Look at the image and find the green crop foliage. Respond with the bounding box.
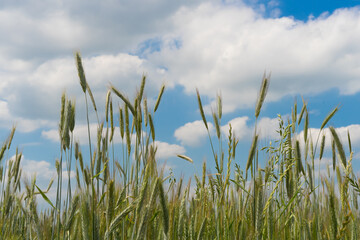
[0,52,358,239]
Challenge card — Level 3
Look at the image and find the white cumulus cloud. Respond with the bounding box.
[154,141,186,160]
[174,120,214,146]
[149,3,360,113]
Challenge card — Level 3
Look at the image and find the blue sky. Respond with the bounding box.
[1,0,360,200]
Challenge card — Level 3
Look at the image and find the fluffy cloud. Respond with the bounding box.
[21,157,76,211]
[21,157,58,181]
[0,53,166,132]
[42,123,140,145]
[0,100,56,132]
[174,120,214,146]
[296,124,360,152]
[1,1,360,134]
[8,155,75,183]
[154,141,186,159]
[149,3,360,112]
[257,117,280,140]
[221,116,280,140]
[175,115,360,148]
[1,154,75,209]
[42,123,185,160]
[221,116,251,140]
[0,0,207,61]
[176,116,281,146]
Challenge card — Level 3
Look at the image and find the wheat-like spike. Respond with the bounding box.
[267,199,274,239]
[69,100,76,132]
[70,209,80,238]
[54,159,60,176]
[321,106,338,130]
[329,126,347,168]
[134,97,139,121]
[138,74,146,102]
[197,217,207,240]
[106,180,115,229]
[196,89,208,130]
[105,204,135,239]
[154,84,165,112]
[75,166,81,189]
[13,152,21,185]
[292,99,297,132]
[347,130,352,153]
[130,112,135,135]
[176,177,183,200]
[96,122,103,164]
[81,197,90,240]
[59,92,66,134]
[110,100,114,142]
[307,162,313,191]
[217,92,222,120]
[125,105,131,156]
[105,90,111,122]
[331,138,336,171]
[329,191,338,240]
[310,134,315,161]
[30,198,42,240]
[177,190,187,238]
[339,211,352,239]
[0,143,6,163]
[119,107,124,139]
[263,162,295,215]
[320,134,326,160]
[62,101,72,150]
[285,164,293,199]
[158,177,169,236]
[177,154,193,163]
[144,97,148,127]
[136,178,159,240]
[86,82,97,112]
[78,151,84,173]
[304,110,309,142]
[246,134,258,172]
[136,166,149,216]
[93,211,100,240]
[149,113,155,142]
[336,166,342,190]
[111,85,136,116]
[295,140,305,176]
[95,151,102,180]
[74,142,79,160]
[222,129,233,201]
[212,111,220,139]
[136,208,149,240]
[298,98,306,125]
[83,167,90,186]
[75,52,87,93]
[340,177,349,213]
[189,213,195,240]
[232,136,239,160]
[65,194,80,231]
[136,97,142,133]
[291,108,296,133]
[255,176,263,238]
[167,203,175,239]
[208,174,215,201]
[255,72,270,118]
[14,168,22,191]
[202,161,206,190]
[115,186,126,209]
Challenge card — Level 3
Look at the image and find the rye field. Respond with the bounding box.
[0,52,359,239]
